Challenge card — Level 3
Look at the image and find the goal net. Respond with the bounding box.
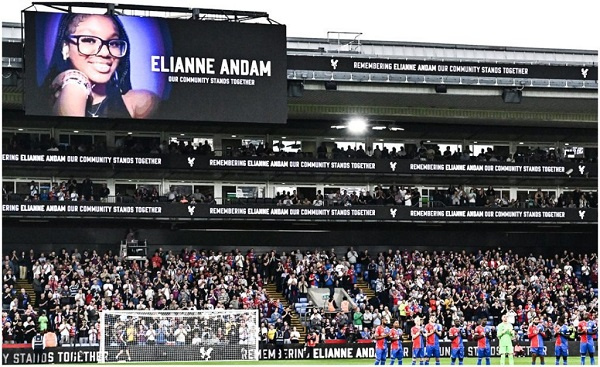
[98,309,259,363]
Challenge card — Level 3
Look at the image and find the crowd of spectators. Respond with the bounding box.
[432,186,597,209]
[4,135,213,157]
[190,141,594,164]
[2,246,597,347]
[3,180,217,205]
[12,178,108,203]
[2,246,285,346]
[271,185,597,209]
[267,247,597,344]
[5,135,107,155]
[5,133,594,163]
[272,187,422,207]
[390,143,591,164]
[114,138,213,157]
[5,180,597,210]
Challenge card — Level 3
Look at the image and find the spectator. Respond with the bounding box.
[290,326,300,343]
[99,184,110,202]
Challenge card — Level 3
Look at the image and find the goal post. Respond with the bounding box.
[98,309,259,363]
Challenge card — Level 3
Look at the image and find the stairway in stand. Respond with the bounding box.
[15,279,37,307]
[356,278,376,300]
[357,278,410,340]
[263,282,306,343]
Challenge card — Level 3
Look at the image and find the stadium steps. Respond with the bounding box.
[356,279,410,341]
[263,283,306,343]
[15,279,36,306]
[356,279,376,299]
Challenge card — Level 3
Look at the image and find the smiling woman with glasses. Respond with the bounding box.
[43,14,158,118]
[67,35,129,58]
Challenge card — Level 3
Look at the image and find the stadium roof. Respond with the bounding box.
[2,20,598,131]
[287,37,598,66]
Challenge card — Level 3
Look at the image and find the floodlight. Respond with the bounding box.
[347,118,367,134]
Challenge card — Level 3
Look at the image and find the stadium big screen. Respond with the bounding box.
[23,11,287,123]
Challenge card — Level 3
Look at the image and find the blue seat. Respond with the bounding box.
[295,302,307,311]
[298,297,308,303]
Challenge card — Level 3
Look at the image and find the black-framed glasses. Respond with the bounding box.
[68,35,128,58]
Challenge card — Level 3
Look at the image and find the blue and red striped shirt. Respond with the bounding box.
[554,325,569,347]
[528,324,544,348]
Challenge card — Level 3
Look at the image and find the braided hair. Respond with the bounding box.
[44,13,132,95]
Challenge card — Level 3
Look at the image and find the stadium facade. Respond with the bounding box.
[2,2,597,253]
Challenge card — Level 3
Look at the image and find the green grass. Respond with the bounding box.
[101,356,590,365]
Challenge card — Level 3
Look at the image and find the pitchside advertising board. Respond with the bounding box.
[1,345,248,364]
[23,11,287,123]
[2,341,594,363]
[2,152,597,178]
[259,342,587,360]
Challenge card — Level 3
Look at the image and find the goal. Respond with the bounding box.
[98,309,259,363]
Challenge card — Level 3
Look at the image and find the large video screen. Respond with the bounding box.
[24,11,287,123]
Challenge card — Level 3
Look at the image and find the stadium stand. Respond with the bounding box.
[2,246,597,346]
[1,3,597,363]
[3,176,597,209]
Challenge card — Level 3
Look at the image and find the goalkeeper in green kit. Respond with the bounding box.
[497,314,515,365]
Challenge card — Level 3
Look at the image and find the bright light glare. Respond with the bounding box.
[347,118,367,134]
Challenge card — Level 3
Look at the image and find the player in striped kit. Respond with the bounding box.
[553,317,569,365]
[528,316,546,365]
[411,317,425,365]
[474,318,492,365]
[578,312,597,365]
[384,324,391,361]
[448,319,465,365]
[424,316,442,365]
[374,322,389,365]
[389,320,403,365]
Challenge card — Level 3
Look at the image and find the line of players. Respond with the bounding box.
[373,312,597,365]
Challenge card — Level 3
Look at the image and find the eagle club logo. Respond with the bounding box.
[579,210,586,220]
[187,157,196,168]
[198,346,213,361]
[578,165,586,175]
[390,162,397,172]
[187,205,195,216]
[390,208,397,218]
[581,68,589,79]
[330,59,339,70]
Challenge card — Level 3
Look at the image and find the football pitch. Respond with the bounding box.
[41,356,589,366]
